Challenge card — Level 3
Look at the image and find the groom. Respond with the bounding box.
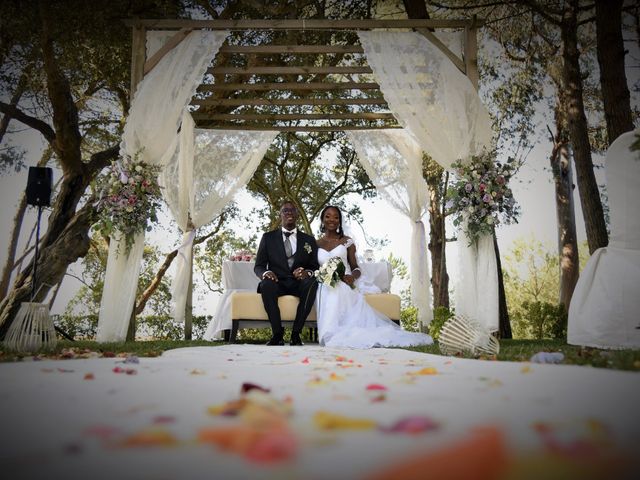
[254,201,319,346]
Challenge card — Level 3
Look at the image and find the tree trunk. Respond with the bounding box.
[424,159,449,308]
[494,231,512,339]
[556,145,579,309]
[595,0,634,144]
[550,136,580,310]
[561,0,608,254]
[0,204,93,338]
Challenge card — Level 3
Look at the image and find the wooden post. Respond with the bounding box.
[130,21,146,100]
[463,17,479,90]
[125,22,146,342]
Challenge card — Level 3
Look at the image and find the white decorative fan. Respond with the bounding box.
[438,314,499,357]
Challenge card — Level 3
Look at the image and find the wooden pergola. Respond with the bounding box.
[127,18,483,132]
[124,18,483,338]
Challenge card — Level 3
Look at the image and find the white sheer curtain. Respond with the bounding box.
[162,110,278,323]
[357,31,492,169]
[97,30,229,342]
[358,30,498,331]
[348,129,432,328]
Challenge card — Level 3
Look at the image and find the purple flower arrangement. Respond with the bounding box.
[94,151,162,254]
[447,152,520,244]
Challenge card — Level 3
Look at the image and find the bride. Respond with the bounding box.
[315,205,433,348]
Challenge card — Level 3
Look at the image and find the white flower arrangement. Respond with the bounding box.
[315,256,353,289]
[303,242,312,254]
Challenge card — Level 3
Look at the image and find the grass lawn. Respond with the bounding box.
[1,338,639,371]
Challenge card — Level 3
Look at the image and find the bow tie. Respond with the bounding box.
[283,231,295,238]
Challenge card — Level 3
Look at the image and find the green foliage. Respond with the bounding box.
[503,236,588,339]
[429,307,455,341]
[54,314,98,340]
[400,306,419,332]
[137,315,211,341]
[53,314,212,341]
[194,210,257,295]
[247,132,376,233]
[514,302,567,340]
[63,237,173,321]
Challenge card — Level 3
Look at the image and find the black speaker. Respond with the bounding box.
[26,166,53,207]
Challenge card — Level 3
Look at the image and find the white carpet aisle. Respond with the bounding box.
[1,345,639,479]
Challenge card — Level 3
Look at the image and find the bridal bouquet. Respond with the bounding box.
[447,151,520,244]
[94,150,162,254]
[316,256,352,289]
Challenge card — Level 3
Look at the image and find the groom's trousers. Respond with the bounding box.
[259,276,318,338]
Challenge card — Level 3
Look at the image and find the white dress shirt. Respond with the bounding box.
[282,228,297,253]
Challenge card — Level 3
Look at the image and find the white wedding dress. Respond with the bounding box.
[316,243,433,348]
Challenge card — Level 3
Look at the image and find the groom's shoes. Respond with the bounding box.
[266,336,284,346]
[290,332,304,346]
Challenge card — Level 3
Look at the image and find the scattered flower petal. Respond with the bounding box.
[119,428,178,447]
[409,367,438,376]
[241,382,270,394]
[314,411,376,431]
[153,415,176,424]
[366,384,388,391]
[83,373,94,380]
[380,416,439,434]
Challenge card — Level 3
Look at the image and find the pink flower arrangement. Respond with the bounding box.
[230,250,255,262]
[447,151,520,244]
[94,151,162,254]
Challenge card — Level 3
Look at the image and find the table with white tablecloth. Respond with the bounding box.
[203,260,393,340]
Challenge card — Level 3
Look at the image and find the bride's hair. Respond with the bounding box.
[319,205,344,238]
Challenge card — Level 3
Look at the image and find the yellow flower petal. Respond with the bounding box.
[313,411,376,431]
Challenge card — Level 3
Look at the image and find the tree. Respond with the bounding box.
[0,0,185,337]
[595,0,635,143]
[547,86,580,311]
[503,236,589,338]
[247,131,376,233]
[422,155,450,308]
[58,237,172,339]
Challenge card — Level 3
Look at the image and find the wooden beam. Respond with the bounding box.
[197,82,380,91]
[415,27,466,74]
[130,23,146,98]
[218,45,365,54]
[191,98,387,107]
[207,66,372,75]
[192,113,396,121]
[144,28,192,75]
[193,124,403,131]
[464,20,479,90]
[125,19,481,30]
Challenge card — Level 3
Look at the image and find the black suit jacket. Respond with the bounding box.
[254,229,319,281]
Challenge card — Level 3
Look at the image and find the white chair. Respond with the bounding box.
[568,129,640,349]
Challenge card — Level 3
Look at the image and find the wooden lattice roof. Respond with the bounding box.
[127,19,482,131]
